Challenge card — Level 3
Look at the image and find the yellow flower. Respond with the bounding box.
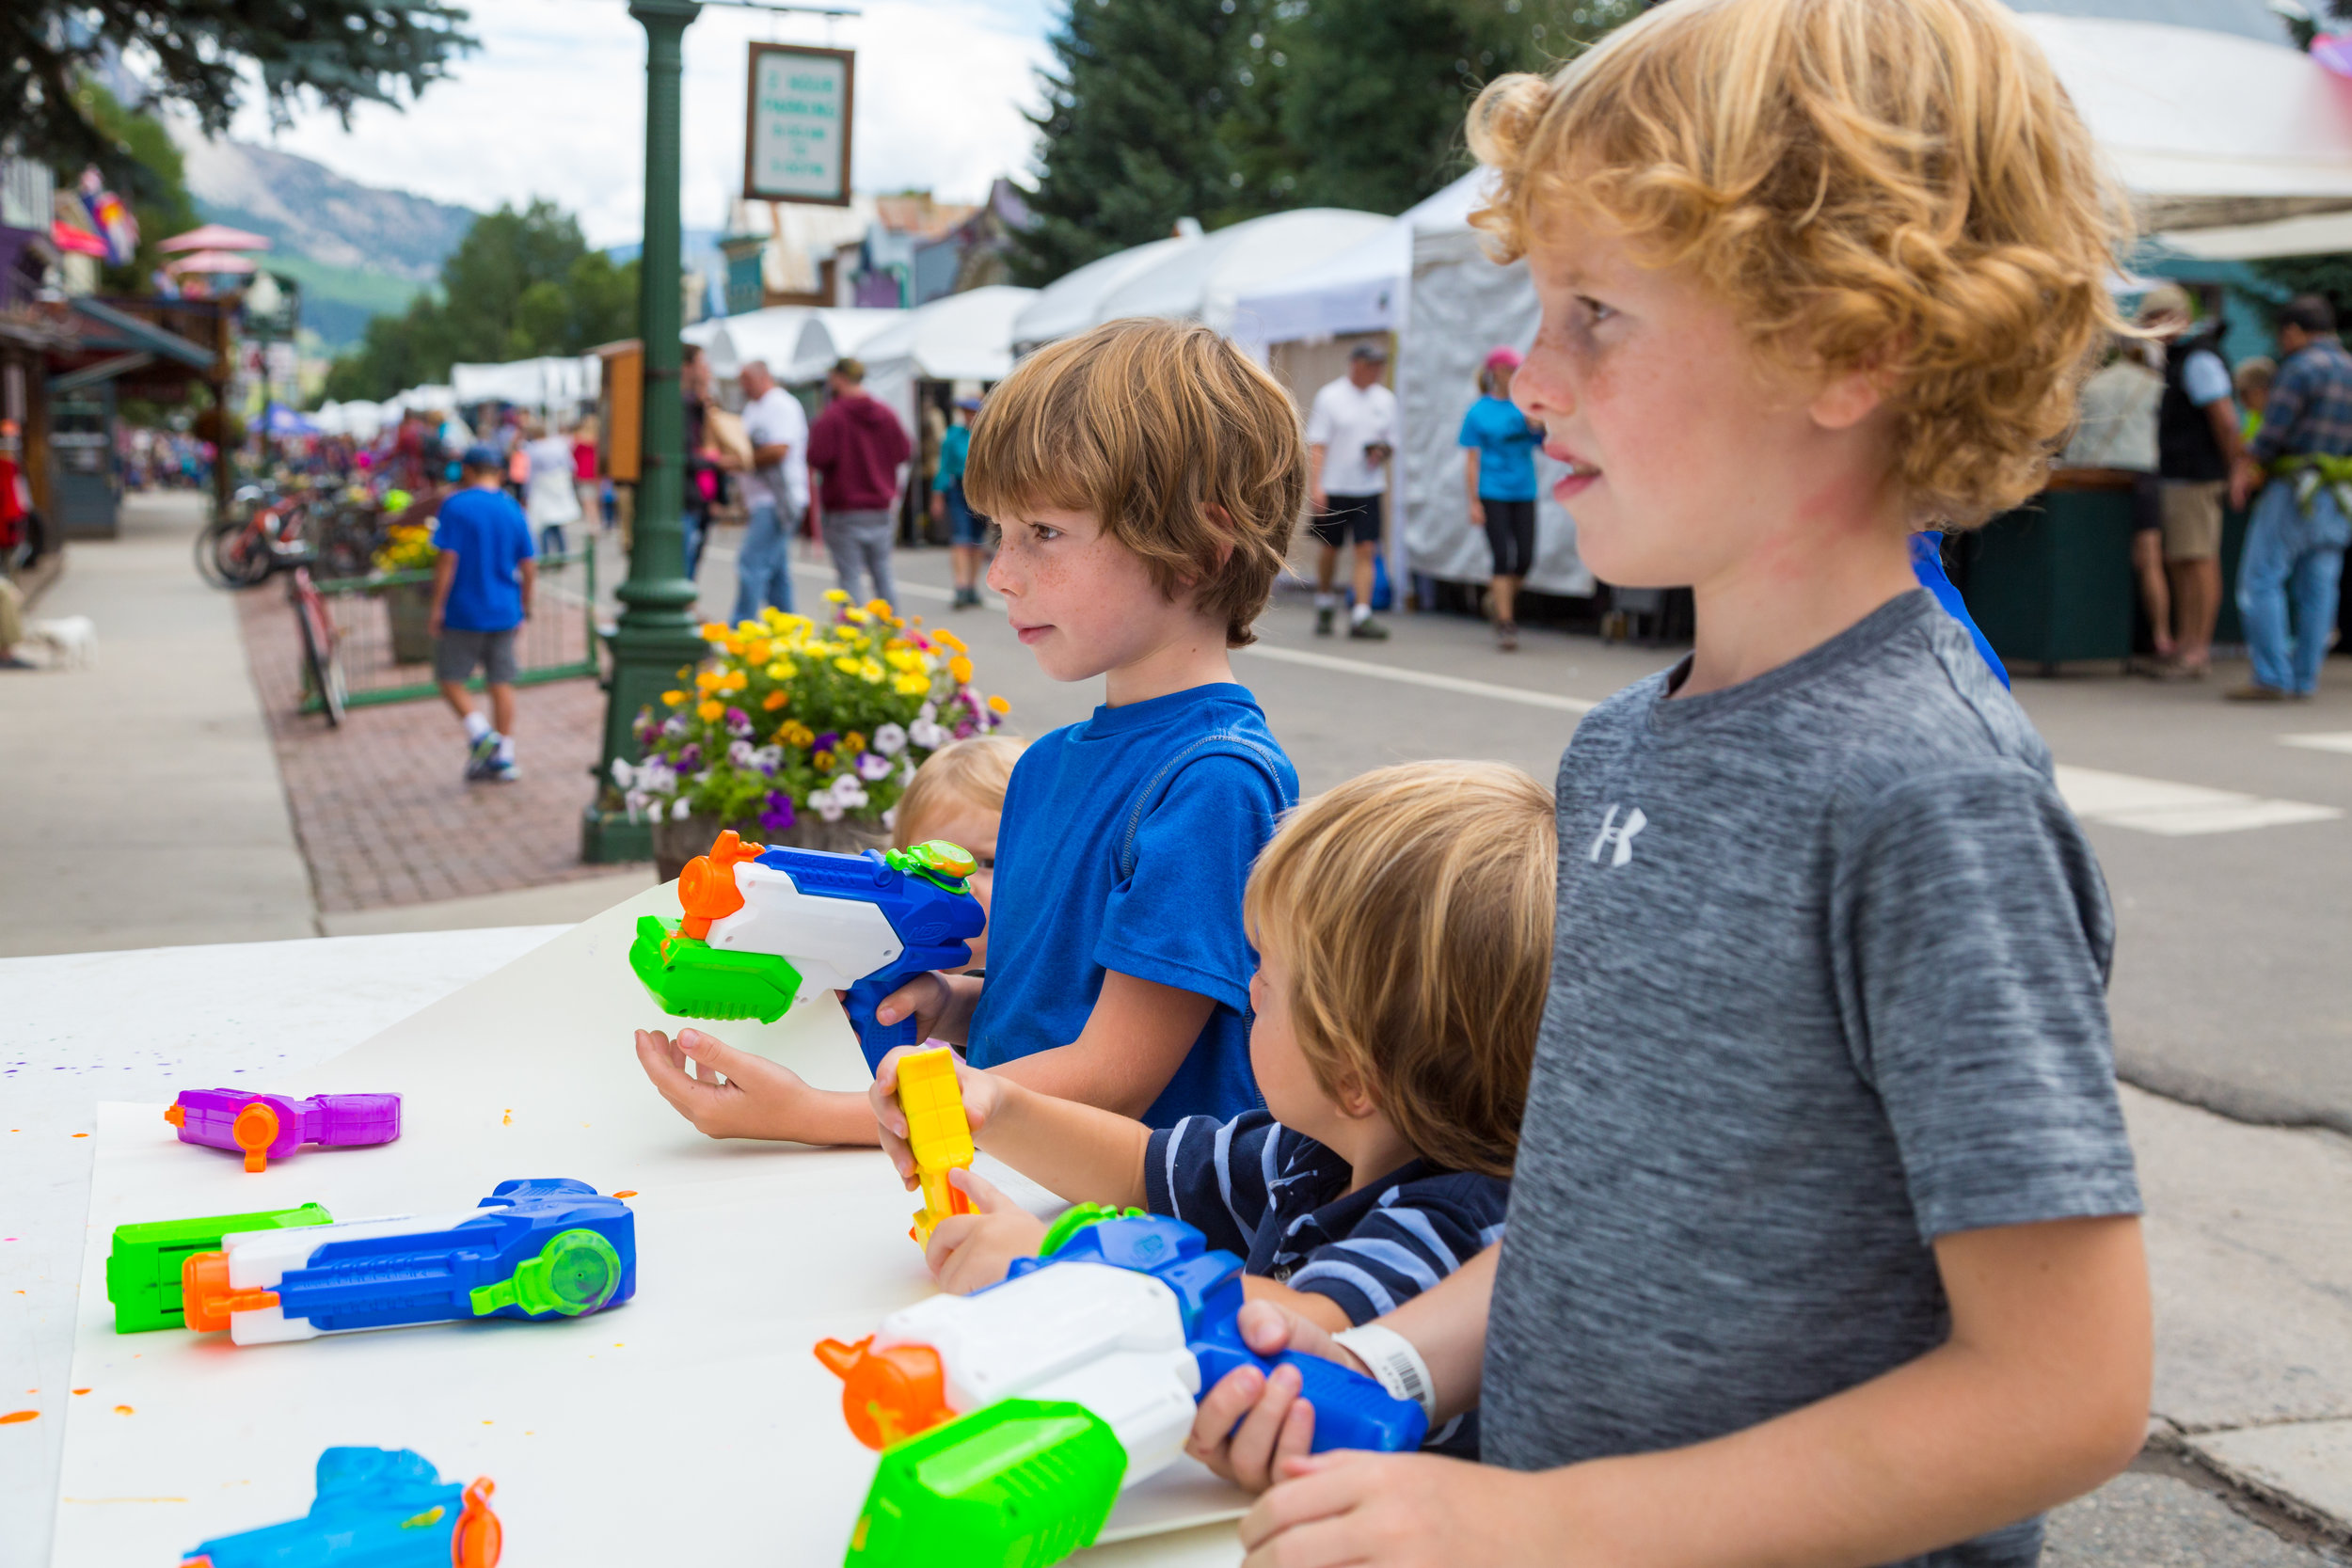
[762,690,788,711]
[780,721,815,747]
[893,672,930,696]
[765,659,796,681]
[699,621,729,641]
[662,689,687,705]
[884,647,923,673]
[825,589,850,604]
[696,699,724,721]
[933,629,968,654]
[987,694,1011,716]
[859,658,885,684]
[949,654,975,684]
[675,666,692,679]
[762,607,788,627]
[844,608,871,625]
[813,750,834,771]
[834,656,861,674]
[866,597,892,617]
[695,668,724,693]
[844,732,866,754]
[722,669,749,692]
[744,638,771,664]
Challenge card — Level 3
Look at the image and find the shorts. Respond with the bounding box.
[435,626,519,686]
[943,481,986,546]
[2159,479,2226,562]
[2130,471,2162,534]
[1483,497,1537,578]
[1309,492,1384,548]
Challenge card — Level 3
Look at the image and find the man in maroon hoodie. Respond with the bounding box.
[806,356,913,611]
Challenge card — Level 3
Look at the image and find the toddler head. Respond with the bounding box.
[1469,0,2125,538]
[893,736,1022,970]
[1245,762,1558,1177]
[964,317,1304,657]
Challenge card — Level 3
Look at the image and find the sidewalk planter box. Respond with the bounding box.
[1958,479,2136,673]
[651,813,891,882]
[384,579,435,665]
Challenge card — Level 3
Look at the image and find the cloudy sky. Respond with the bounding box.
[225,0,1058,244]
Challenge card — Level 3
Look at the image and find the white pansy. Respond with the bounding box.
[671,798,692,820]
[728,740,756,768]
[807,787,845,824]
[856,752,892,781]
[873,722,908,757]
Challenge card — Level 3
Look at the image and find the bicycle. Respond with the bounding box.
[288,561,346,727]
[196,483,323,589]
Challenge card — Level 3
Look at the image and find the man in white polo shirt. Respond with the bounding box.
[730,358,810,623]
[1306,341,1398,640]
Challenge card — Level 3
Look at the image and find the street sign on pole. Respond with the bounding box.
[743,43,853,206]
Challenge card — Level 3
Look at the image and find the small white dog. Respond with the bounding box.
[28,615,98,669]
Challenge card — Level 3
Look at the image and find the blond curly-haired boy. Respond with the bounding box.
[1201,3,2152,1564]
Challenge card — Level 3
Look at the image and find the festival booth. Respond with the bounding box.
[783,308,906,386]
[702,306,806,386]
[447,356,600,420]
[1089,208,1390,338]
[852,285,1039,442]
[1009,230,1200,353]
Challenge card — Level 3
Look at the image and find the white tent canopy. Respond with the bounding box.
[702,307,802,382]
[1010,232,1199,351]
[858,285,1041,438]
[1231,173,1497,348]
[2017,14,2352,230]
[1095,208,1391,337]
[448,356,599,411]
[311,400,386,440]
[785,308,909,385]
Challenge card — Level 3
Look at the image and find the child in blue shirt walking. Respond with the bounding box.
[634,317,1304,1141]
[430,444,536,783]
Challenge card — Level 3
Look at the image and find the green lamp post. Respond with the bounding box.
[584,0,711,863]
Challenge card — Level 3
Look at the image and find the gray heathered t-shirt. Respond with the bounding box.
[1483,591,2142,1568]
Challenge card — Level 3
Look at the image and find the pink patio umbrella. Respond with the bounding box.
[163,250,260,277]
[157,224,271,255]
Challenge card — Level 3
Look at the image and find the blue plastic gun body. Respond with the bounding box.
[182,1447,501,1568]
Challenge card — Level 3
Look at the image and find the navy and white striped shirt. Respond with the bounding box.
[1144,1109,1510,1456]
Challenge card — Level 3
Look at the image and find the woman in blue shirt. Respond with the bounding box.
[1457,346,1545,650]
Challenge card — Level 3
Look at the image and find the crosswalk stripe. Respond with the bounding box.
[2281,731,2352,756]
[1238,643,1600,714]
[2054,766,2341,837]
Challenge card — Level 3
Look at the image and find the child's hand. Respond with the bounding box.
[869,1044,1008,1189]
[1240,1450,1544,1568]
[635,1027,817,1139]
[1185,1299,1365,1492]
[921,1167,1049,1294]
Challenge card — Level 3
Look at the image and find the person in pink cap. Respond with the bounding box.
[1457,345,1546,649]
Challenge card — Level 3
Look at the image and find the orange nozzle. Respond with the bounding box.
[231,1102,279,1173]
[675,831,762,941]
[453,1477,501,1568]
[180,1251,278,1333]
[164,1104,185,1129]
[812,1336,954,1449]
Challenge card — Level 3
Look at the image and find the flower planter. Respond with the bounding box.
[651,811,891,882]
[384,579,435,665]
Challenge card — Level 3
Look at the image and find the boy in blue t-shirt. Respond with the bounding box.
[632,317,1305,1143]
[429,444,536,784]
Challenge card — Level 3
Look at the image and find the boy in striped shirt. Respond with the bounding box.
[868,761,1556,1455]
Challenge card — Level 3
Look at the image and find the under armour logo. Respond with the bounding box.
[1589,803,1647,867]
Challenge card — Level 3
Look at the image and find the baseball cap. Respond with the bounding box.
[1349,341,1390,363]
[1483,345,1525,372]
[461,443,501,470]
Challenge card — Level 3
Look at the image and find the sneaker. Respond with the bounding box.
[487,758,522,783]
[2224,683,2292,703]
[465,730,501,781]
[1315,605,1335,636]
[1347,617,1390,641]
[1496,621,1519,652]
[953,587,977,610]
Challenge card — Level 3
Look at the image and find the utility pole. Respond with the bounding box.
[585,0,709,862]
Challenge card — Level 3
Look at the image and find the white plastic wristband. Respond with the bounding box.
[1329,1323,1438,1428]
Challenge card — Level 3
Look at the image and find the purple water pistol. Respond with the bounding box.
[166,1090,402,1173]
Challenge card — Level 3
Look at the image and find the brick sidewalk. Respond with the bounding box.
[234,581,648,912]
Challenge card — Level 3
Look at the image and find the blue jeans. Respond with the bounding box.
[732,499,798,624]
[2238,480,2351,694]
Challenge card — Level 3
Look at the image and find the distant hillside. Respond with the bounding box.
[177,135,479,347]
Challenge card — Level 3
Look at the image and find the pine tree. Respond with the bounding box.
[1009,0,1274,286]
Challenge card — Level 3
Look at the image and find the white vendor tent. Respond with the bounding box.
[1009,230,1199,352]
[1229,172,1495,349]
[1095,208,1391,337]
[2015,13,2352,230]
[856,285,1040,438]
[448,356,599,413]
[785,308,907,385]
[700,307,803,383]
[311,400,387,440]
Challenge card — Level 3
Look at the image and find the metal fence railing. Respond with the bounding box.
[304,549,599,713]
